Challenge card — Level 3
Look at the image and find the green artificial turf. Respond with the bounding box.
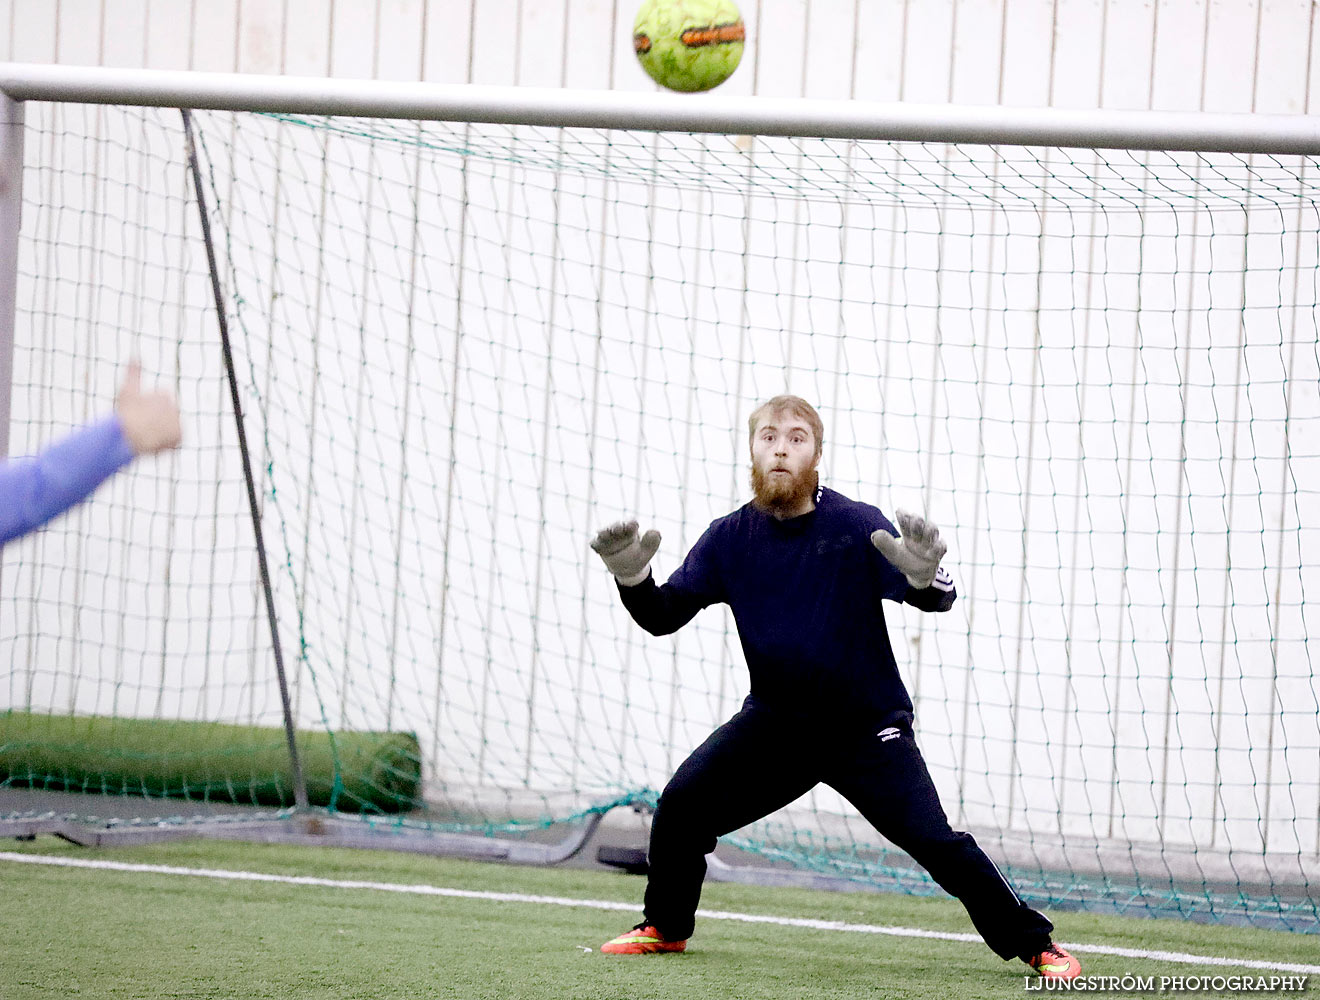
[0,837,1314,1000]
[0,710,420,811]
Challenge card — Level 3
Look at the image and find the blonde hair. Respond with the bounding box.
[747,395,824,459]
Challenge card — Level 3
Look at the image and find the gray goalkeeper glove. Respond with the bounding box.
[870,509,948,590]
[590,520,661,587]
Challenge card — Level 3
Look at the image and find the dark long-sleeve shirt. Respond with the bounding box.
[618,486,956,731]
[0,416,136,544]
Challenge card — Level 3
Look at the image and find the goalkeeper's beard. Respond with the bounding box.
[750,461,819,517]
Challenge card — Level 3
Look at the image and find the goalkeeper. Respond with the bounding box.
[590,394,1079,981]
[0,361,181,544]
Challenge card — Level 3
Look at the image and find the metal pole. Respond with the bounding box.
[0,94,24,607]
[0,94,22,462]
[180,108,310,812]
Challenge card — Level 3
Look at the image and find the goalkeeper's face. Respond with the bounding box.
[749,411,820,518]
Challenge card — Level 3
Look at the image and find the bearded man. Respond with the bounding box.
[589,394,1080,981]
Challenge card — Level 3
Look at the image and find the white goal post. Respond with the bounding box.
[4,62,1320,149]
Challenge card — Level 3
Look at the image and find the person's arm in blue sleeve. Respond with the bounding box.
[0,361,182,545]
[0,416,136,544]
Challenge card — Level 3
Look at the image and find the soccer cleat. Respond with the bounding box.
[600,922,687,955]
[1023,943,1081,980]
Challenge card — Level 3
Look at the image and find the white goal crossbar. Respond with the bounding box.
[2,61,1320,152]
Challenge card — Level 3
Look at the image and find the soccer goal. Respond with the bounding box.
[0,64,1316,932]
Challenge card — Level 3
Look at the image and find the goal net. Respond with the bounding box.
[2,93,1317,932]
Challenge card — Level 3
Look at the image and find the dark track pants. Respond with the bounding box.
[642,703,1054,959]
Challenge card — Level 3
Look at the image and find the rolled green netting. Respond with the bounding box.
[0,711,421,813]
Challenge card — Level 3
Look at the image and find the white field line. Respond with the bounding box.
[2,851,1317,975]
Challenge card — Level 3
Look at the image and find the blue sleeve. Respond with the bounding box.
[0,416,137,544]
[617,521,725,636]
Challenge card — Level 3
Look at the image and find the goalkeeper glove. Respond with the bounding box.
[870,509,947,590]
[591,520,661,587]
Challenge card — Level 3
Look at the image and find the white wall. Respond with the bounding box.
[3,0,1319,113]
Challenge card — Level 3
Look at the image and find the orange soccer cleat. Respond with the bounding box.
[1023,942,1082,980]
[600,922,687,955]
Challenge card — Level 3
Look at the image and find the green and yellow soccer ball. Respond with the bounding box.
[633,0,745,93]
